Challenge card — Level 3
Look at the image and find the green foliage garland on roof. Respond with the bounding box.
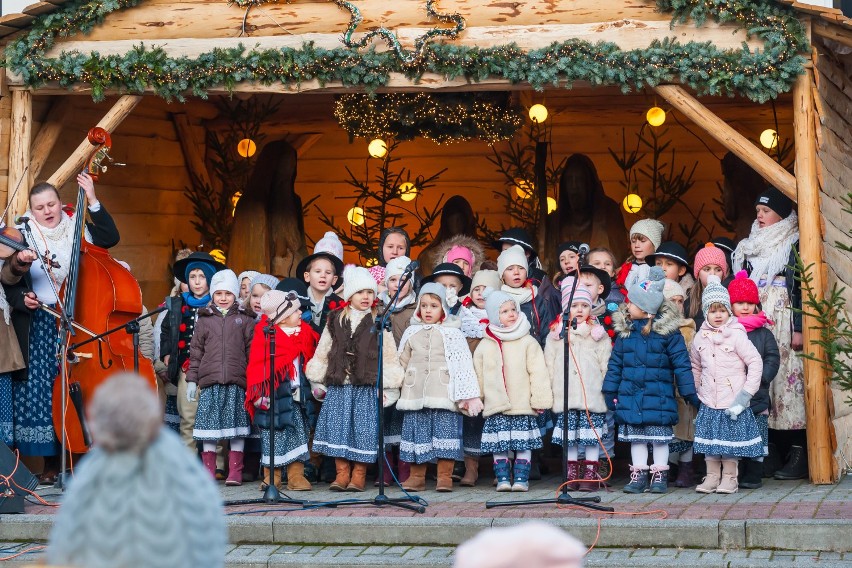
[5,0,808,103]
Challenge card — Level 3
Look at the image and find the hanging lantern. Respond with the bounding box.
[368,139,388,159]
[365,258,379,267]
[646,107,666,127]
[209,249,227,263]
[231,191,242,217]
[547,196,557,214]
[237,138,257,158]
[622,193,643,214]
[347,206,365,226]
[514,178,533,199]
[398,182,418,202]
[760,129,778,149]
[528,104,549,123]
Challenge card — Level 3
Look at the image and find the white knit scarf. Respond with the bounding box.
[731,212,799,285]
[487,311,532,341]
[501,283,535,305]
[20,209,93,291]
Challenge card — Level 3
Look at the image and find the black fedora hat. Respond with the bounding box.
[172,252,226,284]
[646,241,690,269]
[493,228,538,259]
[295,252,345,283]
[419,262,472,296]
[275,277,313,311]
[578,264,612,300]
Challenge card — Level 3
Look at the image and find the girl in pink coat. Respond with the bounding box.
[690,276,764,494]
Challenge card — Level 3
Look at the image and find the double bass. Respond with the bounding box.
[52,127,157,454]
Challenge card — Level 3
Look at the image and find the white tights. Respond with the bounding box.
[203,439,244,453]
[565,445,600,462]
[631,442,669,468]
[493,450,531,462]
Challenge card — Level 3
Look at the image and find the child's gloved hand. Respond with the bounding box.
[605,396,617,411]
[310,382,327,401]
[459,398,483,417]
[254,396,270,410]
[185,382,197,403]
[445,287,459,308]
[725,404,746,420]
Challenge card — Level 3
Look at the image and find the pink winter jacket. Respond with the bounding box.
[689,318,763,410]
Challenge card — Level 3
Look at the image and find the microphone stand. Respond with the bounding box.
[486,254,613,512]
[328,266,425,513]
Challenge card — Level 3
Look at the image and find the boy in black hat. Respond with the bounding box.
[420,262,472,316]
[647,241,696,292]
[296,252,344,334]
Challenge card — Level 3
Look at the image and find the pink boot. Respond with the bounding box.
[398,460,411,483]
[225,451,244,486]
[201,451,217,479]
[376,451,395,487]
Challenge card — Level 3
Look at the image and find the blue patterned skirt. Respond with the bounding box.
[618,424,673,445]
[754,412,769,456]
[669,438,693,455]
[462,414,485,457]
[383,406,402,450]
[164,393,180,434]
[0,373,14,446]
[13,308,59,456]
[313,384,378,463]
[481,413,543,453]
[552,410,607,448]
[693,406,763,458]
[399,408,463,464]
[193,384,252,441]
[259,403,309,467]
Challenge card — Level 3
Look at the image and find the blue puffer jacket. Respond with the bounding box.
[602,302,699,426]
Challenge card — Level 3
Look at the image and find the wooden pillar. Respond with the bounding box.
[653,84,797,201]
[30,97,71,181]
[793,69,836,484]
[7,90,32,223]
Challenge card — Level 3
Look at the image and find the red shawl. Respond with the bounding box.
[244,317,319,419]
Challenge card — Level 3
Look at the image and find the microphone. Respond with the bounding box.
[402,260,419,274]
[14,215,30,225]
[578,243,590,256]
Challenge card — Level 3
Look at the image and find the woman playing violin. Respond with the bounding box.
[2,172,120,483]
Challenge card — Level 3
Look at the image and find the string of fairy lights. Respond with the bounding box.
[6,0,807,103]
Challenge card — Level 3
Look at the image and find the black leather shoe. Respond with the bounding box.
[774,445,808,480]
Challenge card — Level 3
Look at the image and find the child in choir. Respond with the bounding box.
[556,241,583,277]
[368,227,411,291]
[614,219,665,294]
[603,267,698,494]
[685,243,729,329]
[691,276,764,494]
[395,283,483,492]
[186,269,255,486]
[545,278,612,492]
[647,241,695,293]
[245,288,319,491]
[237,270,259,308]
[247,274,279,317]
[728,270,780,490]
[474,290,553,492]
[297,232,345,332]
[431,235,485,278]
[588,247,625,305]
[420,263,472,316]
[497,245,560,347]
[306,266,404,492]
[663,279,699,488]
[494,228,548,285]
[457,269,500,487]
[710,236,736,285]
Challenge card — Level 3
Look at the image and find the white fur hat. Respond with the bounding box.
[343,265,377,302]
[385,255,411,284]
[497,244,529,277]
[629,219,665,251]
[210,269,239,298]
[314,231,344,261]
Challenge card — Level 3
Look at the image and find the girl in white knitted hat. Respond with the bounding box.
[614,218,665,296]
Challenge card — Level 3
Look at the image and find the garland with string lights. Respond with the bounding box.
[6,0,808,103]
[334,93,522,145]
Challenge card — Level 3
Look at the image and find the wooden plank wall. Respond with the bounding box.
[814,39,852,475]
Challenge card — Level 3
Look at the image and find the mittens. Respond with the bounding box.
[185,382,197,403]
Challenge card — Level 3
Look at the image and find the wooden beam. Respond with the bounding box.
[7,90,32,223]
[288,133,323,158]
[29,97,71,181]
[793,69,836,485]
[46,95,143,189]
[653,84,798,201]
[170,112,212,189]
[813,19,852,49]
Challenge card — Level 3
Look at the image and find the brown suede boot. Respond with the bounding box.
[330,458,351,491]
[286,462,313,491]
[273,468,283,491]
[260,467,271,491]
[436,459,455,492]
[347,462,367,492]
[402,463,427,492]
[696,457,722,494]
[460,456,479,487]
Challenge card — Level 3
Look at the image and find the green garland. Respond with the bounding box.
[5,0,808,103]
[334,93,522,145]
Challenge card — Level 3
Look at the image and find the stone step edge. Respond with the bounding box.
[2,516,851,552]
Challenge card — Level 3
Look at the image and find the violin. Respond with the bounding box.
[0,225,61,268]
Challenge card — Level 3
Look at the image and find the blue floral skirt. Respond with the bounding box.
[618,424,673,445]
[462,414,485,457]
[13,308,59,456]
[693,406,763,458]
[259,404,309,467]
[193,384,252,441]
[754,412,769,456]
[313,385,378,463]
[164,393,180,434]
[481,413,543,453]
[0,373,14,446]
[383,406,402,450]
[399,409,463,464]
[669,438,693,455]
[552,410,607,448]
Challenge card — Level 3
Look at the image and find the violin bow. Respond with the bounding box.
[1,166,30,225]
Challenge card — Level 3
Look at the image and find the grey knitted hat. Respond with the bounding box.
[627,266,667,315]
[484,287,518,325]
[417,282,449,317]
[701,274,732,317]
[250,273,279,291]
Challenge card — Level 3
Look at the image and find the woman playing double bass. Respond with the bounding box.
[2,172,120,483]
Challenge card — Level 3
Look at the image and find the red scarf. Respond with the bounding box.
[615,261,632,288]
[244,317,319,419]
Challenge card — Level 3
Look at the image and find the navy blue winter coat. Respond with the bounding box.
[602,302,699,426]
